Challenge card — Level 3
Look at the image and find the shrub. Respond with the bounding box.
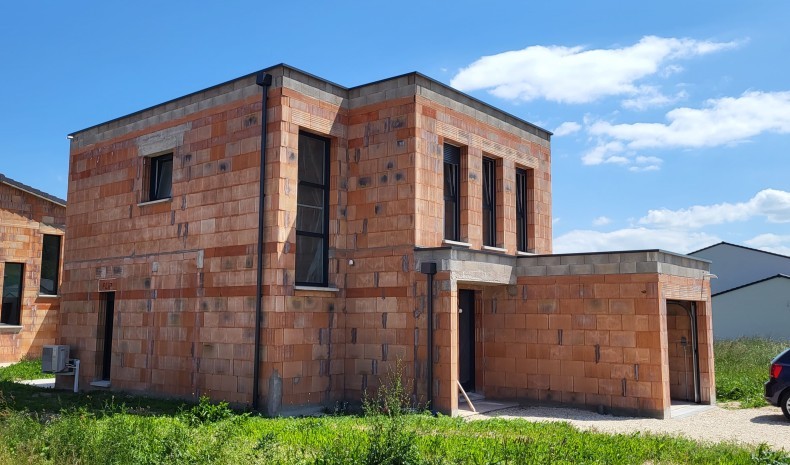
[180,395,234,425]
[360,360,425,465]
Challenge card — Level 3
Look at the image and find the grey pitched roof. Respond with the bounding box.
[713,273,790,297]
[0,173,66,207]
[689,241,790,260]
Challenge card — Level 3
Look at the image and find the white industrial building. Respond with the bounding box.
[690,242,790,340]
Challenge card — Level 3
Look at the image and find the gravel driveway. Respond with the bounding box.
[469,405,790,452]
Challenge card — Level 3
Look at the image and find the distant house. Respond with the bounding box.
[689,242,790,340]
[0,174,65,364]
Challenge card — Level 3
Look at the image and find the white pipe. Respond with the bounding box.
[73,359,80,393]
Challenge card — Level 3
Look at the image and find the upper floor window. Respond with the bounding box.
[516,168,529,252]
[1,263,23,325]
[482,157,497,247]
[443,144,461,241]
[296,132,330,286]
[40,234,61,295]
[148,153,173,201]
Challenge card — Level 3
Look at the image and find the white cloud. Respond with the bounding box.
[450,36,738,105]
[592,216,611,226]
[553,121,581,136]
[744,233,790,256]
[582,141,625,165]
[588,91,790,156]
[621,87,688,111]
[553,227,720,254]
[639,189,790,228]
[628,155,663,172]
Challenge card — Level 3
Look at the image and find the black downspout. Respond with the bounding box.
[253,71,272,411]
[420,262,437,411]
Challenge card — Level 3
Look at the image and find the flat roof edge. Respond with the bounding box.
[68,63,550,142]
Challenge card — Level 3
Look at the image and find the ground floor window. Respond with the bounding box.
[1,263,24,325]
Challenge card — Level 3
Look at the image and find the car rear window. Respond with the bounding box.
[773,348,790,364]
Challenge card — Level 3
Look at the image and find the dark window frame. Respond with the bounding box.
[482,157,497,247]
[2,262,24,326]
[147,153,173,202]
[295,131,330,287]
[40,234,61,295]
[516,168,529,252]
[443,143,461,242]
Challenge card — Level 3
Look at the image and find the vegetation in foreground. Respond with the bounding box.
[0,360,786,464]
[0,359,53,382]
[715,337,790,408]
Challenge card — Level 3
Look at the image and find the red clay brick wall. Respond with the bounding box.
[474,274,666,416]
[60,70,553,415]
[448,272,715,417]
[342,95,420,402]
[414,97,552,254]
[0,183,64,363]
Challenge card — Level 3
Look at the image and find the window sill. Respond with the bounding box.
[482,245,507,253]
[90,380,111,388]
[442,239,471,248]
[137,197,172,207]
[294,285,340,293]
[0,325,23,334]
[517,251,536,256]
[37,294,60,299]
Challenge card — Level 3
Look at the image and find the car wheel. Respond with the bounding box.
[781,390,790,420]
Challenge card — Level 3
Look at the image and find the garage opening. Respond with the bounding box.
[667,300,701,403]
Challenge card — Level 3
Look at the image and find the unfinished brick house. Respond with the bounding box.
[58,64,714,418]
[0,174,65,364]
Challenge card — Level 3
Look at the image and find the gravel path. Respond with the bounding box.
[468,405,790,452]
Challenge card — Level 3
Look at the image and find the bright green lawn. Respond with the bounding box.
[0,381,786,465]
[0,341,788,464]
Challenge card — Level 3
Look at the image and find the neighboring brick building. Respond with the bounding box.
[58,64,714,418]
[0,174,65,364]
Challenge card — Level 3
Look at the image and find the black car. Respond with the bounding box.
[765,348,790,419]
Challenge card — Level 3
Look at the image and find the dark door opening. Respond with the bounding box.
[458,289,475,392]
[1,263,24,325]
[667,300,701,403]
[98,292,115,381]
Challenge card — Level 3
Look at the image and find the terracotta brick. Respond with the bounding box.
[56,65,715,419]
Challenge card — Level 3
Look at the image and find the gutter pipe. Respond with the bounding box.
[420,262,437,411]
[253,71,272,411]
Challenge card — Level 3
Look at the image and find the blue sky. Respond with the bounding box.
[2,1,789,255]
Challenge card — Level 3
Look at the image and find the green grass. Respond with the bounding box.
[0,359,53,382]
[0,383,786,464]
[1,346,790,463]
[715,337,790,408]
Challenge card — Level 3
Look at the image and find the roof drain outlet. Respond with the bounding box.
[253,71,273,412]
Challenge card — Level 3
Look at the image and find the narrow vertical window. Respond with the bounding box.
[443,144,460,241]
[516,168,529,252]
[148,153,173,201]
[296,132,330,286]
[482,157,496,247]
[40,234,61,295]
[1,263,24,325]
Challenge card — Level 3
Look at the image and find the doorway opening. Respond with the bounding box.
[458,289,475,393]
[666,300,701,403]
[96,292,115,381]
